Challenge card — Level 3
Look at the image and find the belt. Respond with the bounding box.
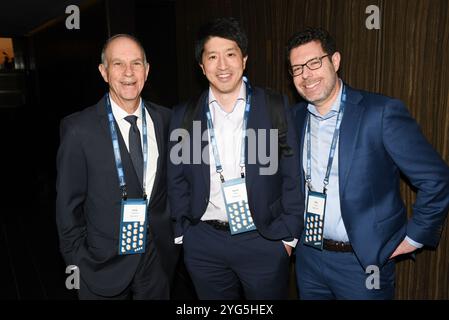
[323,238,353,252]
[203,220,229,231]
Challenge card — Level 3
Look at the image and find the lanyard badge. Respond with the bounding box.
[303,191,326,249]
[119,199,148,254]
[105,94,149,255]
[206,77,256,235]
[221,178,256,235]
[303,86,346,250]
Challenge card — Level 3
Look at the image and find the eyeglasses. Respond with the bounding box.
[289,54,330,77]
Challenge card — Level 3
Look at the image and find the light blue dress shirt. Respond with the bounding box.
[302,82,349,242]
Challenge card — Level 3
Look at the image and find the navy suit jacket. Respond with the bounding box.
[167,87,304,242]
[292,84,449,269]
[56,96,179,296]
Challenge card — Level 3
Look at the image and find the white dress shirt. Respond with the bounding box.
[110,97,159,198]
[202,83,247,221]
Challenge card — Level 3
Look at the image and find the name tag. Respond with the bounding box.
[303,191,326,250]
[118,199,148,255]
[221,178,257,235]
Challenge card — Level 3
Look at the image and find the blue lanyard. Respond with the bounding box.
[306,85,346,194]
[105,94,148,199]
[205,77,252,183]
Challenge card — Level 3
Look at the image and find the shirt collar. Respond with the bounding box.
[208,81,246,109]
[110,96,143,120]
[307,79,343,120]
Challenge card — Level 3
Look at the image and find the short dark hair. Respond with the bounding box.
[285,27,336,63]
[101,34,148,66]
[194,17,248,64]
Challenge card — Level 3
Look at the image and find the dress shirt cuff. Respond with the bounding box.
[405,236,423,249]
[282,238,298,248]
[174,236,183,244]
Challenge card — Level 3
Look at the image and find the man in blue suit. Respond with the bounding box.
[286,27,449,299]
[167,17,304,299]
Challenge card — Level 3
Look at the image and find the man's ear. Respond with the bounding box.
[145,63,150,80]
[331,52,341,73]
[199,63,205,75]
[98,64,108,83]
[243,55,248,70]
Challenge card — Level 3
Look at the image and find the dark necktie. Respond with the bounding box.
[124,115,143,186]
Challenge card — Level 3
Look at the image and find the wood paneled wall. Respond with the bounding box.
[175,0,449,299]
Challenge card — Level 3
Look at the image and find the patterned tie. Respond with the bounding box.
[124,115,143,186]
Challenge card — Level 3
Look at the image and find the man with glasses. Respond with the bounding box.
[286,27,449,299]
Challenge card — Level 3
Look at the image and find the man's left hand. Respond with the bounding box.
[389,239,418,259]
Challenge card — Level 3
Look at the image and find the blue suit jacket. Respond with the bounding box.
[168,87,304,242]
[292,84,449,268]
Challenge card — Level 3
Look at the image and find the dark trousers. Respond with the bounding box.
[295,241,395,300]
[182,221,290,300]
[78,238,169,300]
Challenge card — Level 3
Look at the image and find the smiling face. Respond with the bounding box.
[199,36,248,101]
[289,40,341,114]
[99,36,149,112]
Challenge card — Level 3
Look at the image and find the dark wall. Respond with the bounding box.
[135,0,178,107]
[13,0,180,299]
[174,0,449,299]
[27,0,108,218]
[15,0,109,299]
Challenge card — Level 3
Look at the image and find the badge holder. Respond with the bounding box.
[222,178,256,235]
[303,190,326,250]
[118,198,148,255]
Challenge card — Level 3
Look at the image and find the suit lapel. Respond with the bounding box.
[294,103,308,194]
[96,95,112,138]
[245,89,263,192]
[195,92,211,192]
[338,86,364,194]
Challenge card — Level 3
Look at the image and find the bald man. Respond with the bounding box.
[56,34,178,299]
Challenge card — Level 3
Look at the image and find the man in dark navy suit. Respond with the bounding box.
[287,27,449,299]
[167,18,304,299]
[56,34,178,299]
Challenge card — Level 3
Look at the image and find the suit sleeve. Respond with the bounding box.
[56,117,87,265]
[382,100,449,246]
[166,105,191,238]
[278,97,305,240]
